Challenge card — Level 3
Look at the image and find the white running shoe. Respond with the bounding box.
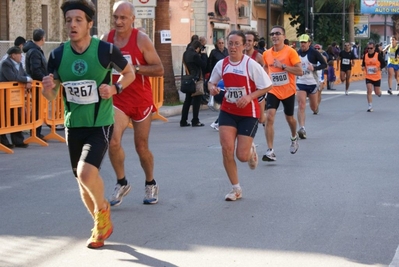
[248,143,258,170]
[225,187,242,201]
[262,148,276,162]
[290,135,299,154]
[109,183,131,206]
[297,127,307,139]
[210,122,219,131]
[143,184,159,204]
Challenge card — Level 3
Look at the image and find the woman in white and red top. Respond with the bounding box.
[208,30,272,201]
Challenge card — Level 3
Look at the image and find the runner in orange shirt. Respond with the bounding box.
[262,26,303,162]
[362,41,385,112]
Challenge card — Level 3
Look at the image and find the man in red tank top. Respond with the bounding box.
[101,1,164,206]
[244,31,266,124]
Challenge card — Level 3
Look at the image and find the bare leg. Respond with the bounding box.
[259,99,266,124]
[109,108,130,180]
[388,67,394,89]
[219,126,239,185]
[345,70,351,90]
[132,114,154,183]
[308,92,318,113]
[366,83,373,105]
[286,114,298,138]
[77,161,107,213]
[296,91,307,128]
[264,109,276,149]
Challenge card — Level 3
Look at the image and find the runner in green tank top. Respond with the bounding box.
[41,0,135,249]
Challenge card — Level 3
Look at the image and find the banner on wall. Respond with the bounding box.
[354,15,370,39]
[361,0,399,14]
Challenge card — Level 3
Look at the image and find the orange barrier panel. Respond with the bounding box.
[332,59,364,86]
[150,76,167,122]
[0,81,48,154]
[43,86,66,143]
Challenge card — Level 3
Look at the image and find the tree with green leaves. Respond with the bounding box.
[283,0,362,47]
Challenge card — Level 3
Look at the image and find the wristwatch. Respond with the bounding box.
[281,64,287,70]
[134,65,140,73]
[114,82,123,94]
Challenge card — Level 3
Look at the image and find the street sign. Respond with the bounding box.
[135,7,155,19]
[354,15,369,39]
[132,0,157,7]
[160,30,171,44]
[361,0,399,14]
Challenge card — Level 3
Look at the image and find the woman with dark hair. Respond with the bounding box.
[208,30,272,201]
[180,40,207,127]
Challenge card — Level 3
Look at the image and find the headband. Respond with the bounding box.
[61,3,95,19]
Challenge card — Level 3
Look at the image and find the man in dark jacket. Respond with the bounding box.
[0,46,32,148]
[208,37,229,74]
[23,28,48,140]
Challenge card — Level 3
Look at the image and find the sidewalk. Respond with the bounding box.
[158,103,209,118]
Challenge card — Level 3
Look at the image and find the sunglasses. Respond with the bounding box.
[269,32,283,36]
[367,47,374,49]
[315,48,320,50]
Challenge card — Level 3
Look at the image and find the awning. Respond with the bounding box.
[211,22,230,30]
[238,24,252,31]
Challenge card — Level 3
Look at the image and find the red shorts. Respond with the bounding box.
[114,104,156,122]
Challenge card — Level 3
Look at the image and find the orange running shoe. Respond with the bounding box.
[87,202,113,249]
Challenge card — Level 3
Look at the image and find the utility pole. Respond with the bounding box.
[266,0,271,48]
[310,0,314,40]
[305,0,309,32]
[342,0,346,50]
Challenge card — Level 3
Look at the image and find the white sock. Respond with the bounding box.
[232,184,241,189]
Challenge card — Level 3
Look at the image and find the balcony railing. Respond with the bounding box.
[253,0,284,7]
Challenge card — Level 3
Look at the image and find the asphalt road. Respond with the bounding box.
[1,75,399,267]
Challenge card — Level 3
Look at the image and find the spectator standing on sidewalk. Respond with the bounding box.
[208,37,229,131]
[42,0,135,248]
[208,30,272,201]
[0,46,31,148]
[23,28,48,140]
[0,36,26,70]
[362,41,385,112]
[261,26,303,162]
[180,40,207,127]
[102,0,164,206]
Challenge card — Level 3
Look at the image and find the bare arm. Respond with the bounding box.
[285,62,303,76]
[256,53,265,67]
[136,31,164,77]
[41,74,60,101]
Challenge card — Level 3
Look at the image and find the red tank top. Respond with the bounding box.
[251,50,258,60]
[107,29,153,107]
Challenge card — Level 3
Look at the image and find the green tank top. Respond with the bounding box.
[58,38,113,127]
[387,44,399,65]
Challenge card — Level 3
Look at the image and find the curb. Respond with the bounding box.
[158,104,210,118]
